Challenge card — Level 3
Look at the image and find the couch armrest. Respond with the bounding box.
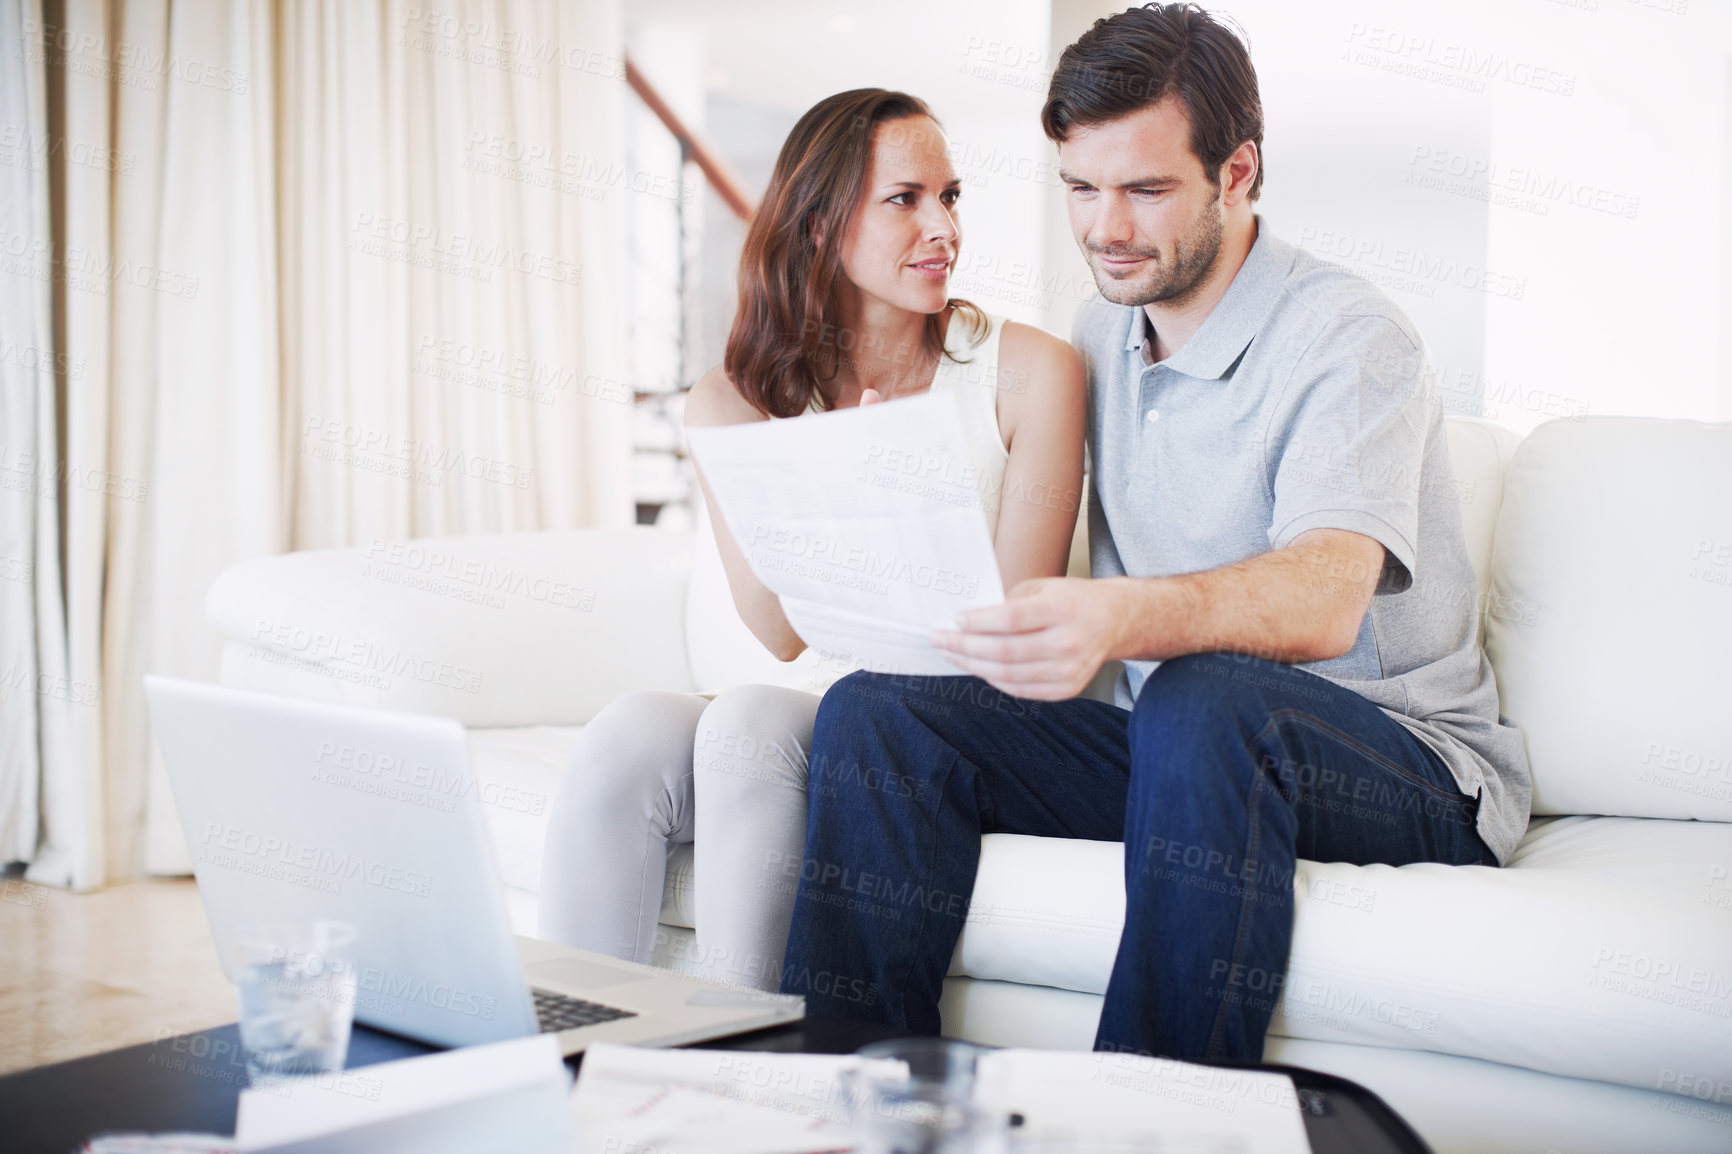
[206,527,695,727]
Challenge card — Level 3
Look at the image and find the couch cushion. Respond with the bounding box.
[943,820,1732,1096]
[209,528,696,728]
[1484,418,1732,819]
[467,725,582,895]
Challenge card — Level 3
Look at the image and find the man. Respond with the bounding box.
[779,2,1530,1062]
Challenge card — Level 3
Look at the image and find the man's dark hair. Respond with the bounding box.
[1042,3,1265,201]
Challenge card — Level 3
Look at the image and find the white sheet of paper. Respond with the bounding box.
[234,1035,572,1154]
[570,1043,860,1154]
[572,1045,1311,1154]
[977,1050,1311,1154]
[685,392,1004,676]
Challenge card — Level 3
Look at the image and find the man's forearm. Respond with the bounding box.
[1104,530,1383,666]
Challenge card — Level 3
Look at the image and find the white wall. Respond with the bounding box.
[1046,0,1732,431]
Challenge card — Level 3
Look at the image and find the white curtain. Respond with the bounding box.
[278,0,630,547]
[0,0,68,874]
[1,0,631,887]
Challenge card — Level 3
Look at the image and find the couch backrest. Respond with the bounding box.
[1484,417,1732,820]
[1444,417,1523,635]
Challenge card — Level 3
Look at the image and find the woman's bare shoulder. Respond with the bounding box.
[685,365,769,428]
[998,320,1083,378]
[996,322,1084,429]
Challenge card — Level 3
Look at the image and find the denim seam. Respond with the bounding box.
[1267,707,1462,802]
[893,744,961,1029]
[1204,743,1271,1060]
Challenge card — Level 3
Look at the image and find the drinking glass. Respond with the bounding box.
[846,1038,1008,1154]
[232,919,358,1086]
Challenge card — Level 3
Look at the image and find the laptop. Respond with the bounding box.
[144,676,804,1055]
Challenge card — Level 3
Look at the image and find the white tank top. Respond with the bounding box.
[685,312,1013,695]
[928,311,1012,536]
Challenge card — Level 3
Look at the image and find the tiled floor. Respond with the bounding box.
[0,876,235,1076]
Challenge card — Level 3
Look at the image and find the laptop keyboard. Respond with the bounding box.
[532,987,638,1033]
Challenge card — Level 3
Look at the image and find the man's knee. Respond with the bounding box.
[1133,653,1278,733]
[815,670,892,724]
[1125,655,1295,809]
[809,673,942,811]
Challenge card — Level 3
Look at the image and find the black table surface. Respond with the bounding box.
[0,1017,1431,1154]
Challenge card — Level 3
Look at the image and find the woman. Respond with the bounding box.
[538,89,1084,989]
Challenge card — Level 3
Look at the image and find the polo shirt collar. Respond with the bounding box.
[1124,216,1295,380]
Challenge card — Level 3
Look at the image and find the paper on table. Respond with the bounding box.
[685,391,1004,676]
[977,1050,1311,1154]
[573,1045,1311,1154]
[570,1043,862,1154]
[234,1035,572,1154]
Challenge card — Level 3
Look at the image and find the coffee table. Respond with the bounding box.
[0,1018,1432,1153]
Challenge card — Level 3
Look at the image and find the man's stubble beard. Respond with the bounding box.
[1088,195,1225,310]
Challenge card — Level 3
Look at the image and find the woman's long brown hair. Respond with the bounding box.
[724,89,987,418]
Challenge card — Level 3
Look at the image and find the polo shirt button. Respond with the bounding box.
[1145,409,1160,423]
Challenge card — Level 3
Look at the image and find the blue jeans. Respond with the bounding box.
[779,653,1498,1061]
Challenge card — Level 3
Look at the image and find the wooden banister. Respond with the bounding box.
[624,55,757,222]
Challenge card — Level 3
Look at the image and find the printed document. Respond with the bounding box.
[571,1044,1312,1154]
[685,391,1003,676]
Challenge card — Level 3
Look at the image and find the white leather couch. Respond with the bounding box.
[205,416,1732,1154]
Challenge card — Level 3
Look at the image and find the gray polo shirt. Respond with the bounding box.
[1074,221,1531,864]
